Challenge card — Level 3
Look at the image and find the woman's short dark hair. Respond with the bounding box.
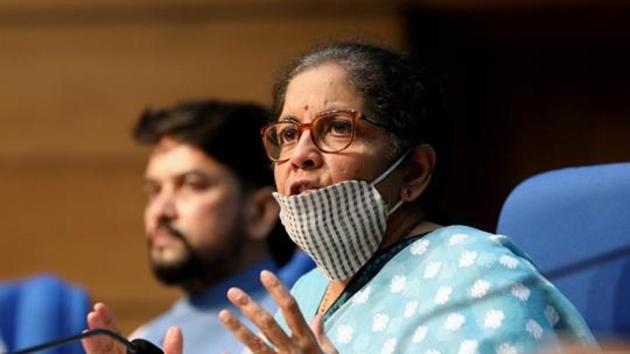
[272,42,450,222]
[133,99,294,265]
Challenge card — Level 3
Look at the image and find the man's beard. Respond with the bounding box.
[148,221,242,287]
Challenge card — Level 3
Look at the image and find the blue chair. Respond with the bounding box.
[0,274,90,354]
[497,162,630,339]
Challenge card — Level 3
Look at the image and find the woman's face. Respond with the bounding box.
[274,63,400,201]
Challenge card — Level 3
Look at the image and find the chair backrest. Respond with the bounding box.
[496,162,630,339]
[0,274,90,354]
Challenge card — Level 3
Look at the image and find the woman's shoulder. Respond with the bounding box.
[404,224,529,262]
[366,225,595,350]
[289,267,328,307]
[290,266,325,292]
[392,224,544,293]
[413,224,536,258]
[419,224,502,243]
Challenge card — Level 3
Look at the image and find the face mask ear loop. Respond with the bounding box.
[371,150,411,187]
[387,198,405,216]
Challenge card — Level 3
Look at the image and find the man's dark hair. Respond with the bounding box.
[272,42,450,222]
[134,99,294,266]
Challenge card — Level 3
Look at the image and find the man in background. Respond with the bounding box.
[82,100,300,353]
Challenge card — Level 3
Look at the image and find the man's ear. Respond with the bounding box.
[400,144,436,202]
[243,186,280,241]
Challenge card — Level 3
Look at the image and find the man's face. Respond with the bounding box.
[143,137,245,285]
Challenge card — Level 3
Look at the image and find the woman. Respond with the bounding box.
[212,43,596,354]
[86,42,596,354]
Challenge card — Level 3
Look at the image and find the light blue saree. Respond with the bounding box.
[281,225,596,353]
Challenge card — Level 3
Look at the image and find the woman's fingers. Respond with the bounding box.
[259,270,313,339]
[225,287,294,349]
[218,309,275,354]
[260,270,328,353]
[220,271,333,353]
[162,327,183,354]
[82,303,125,354]
[93,303,120,330]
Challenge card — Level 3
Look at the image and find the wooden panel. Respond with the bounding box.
[0,2,403,333]
[0,17,402,157]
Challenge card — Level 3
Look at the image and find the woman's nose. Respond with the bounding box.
[288,130,323,170]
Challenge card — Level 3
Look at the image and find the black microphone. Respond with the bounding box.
[3,328,163,354]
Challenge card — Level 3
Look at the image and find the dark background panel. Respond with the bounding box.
[405,3,630,230]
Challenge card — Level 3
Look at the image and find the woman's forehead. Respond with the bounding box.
[280,64,365,119]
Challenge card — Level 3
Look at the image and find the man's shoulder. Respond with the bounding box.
[129,290,228,340]
[129,299,183,341]
[130,298,251,353]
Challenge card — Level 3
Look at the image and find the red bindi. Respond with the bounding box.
[303,105,309,111]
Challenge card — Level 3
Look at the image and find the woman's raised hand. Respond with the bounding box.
[218,270,338,354]
[81,303,126,354]
[82,303,183,354]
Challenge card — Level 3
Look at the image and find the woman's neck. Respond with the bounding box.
[379,205,439,250]
[318,278,350,315]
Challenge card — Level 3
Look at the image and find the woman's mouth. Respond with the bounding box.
[289,181,319,196]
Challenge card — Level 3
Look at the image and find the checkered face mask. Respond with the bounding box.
[273,152,408,280]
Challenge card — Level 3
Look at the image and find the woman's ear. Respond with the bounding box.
[400,144,436,202]
[243,186,280,241]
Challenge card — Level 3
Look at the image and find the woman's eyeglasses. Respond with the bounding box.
[260,109,393,162]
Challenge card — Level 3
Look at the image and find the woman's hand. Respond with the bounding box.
[81,302,127,354]
[81,303,126,354]
[218,270,338,354]
[82,302,183,354]
[161,326,183,354]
